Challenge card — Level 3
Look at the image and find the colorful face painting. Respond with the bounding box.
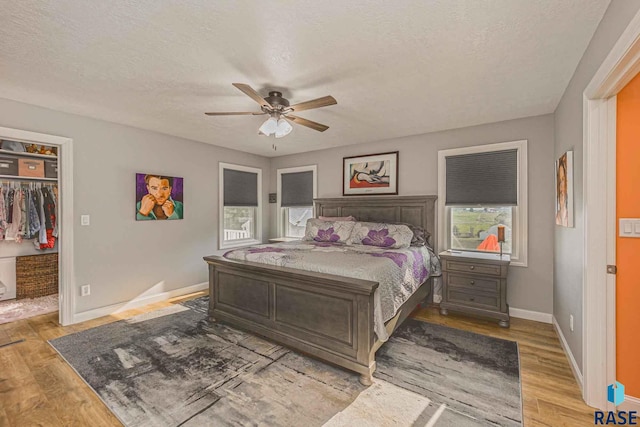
[135,173,184,220]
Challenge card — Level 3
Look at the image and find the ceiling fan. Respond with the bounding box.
[205,83,337,139]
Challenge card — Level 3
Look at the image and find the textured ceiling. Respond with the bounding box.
[0,1,610,157]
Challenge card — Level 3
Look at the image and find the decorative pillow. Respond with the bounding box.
[318,215,356,221]
[303,219,356,243]
[347,222,413,249]
[390,222,431,247]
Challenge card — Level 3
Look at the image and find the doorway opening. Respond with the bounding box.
[0,126,73,328]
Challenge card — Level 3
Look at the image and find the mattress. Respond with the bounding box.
[223,241,441,341]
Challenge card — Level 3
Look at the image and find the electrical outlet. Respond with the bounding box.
[570,314,574,332]
[81,284,90,297]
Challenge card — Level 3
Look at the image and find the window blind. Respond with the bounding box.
[445,149,518,205]
[223,169,258,206]
[281,171,314,207]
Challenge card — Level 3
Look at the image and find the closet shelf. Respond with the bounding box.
[0,175,57,182]
[0,149,57,160]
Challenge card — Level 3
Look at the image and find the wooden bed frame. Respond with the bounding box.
[203,195,437,385]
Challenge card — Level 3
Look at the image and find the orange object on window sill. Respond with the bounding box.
[477,234,500,252]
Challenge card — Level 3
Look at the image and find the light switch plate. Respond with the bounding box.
[619,218,640,238]
[81,215,90,226]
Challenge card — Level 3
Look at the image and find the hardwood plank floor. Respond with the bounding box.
[0,294,595,426]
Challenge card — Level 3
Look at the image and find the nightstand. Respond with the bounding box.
[438,250,511,327]
[268,237,300,243]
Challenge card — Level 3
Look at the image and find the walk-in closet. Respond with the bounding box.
[0,138,59,325]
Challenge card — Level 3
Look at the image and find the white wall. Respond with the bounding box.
[270,114,555,314]
[553,0,640,373]
[0,97,270,314]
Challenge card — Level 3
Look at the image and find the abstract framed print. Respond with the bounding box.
[343,151,398,196]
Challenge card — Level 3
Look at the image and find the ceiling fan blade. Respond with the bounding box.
[232,83,273,109]
[286,114,329,132]
[205,112,265,116]
[289,96,336,113]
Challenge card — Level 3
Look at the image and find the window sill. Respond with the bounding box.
[509,259,527,268]
[269,237,301,243]
[219,239,261,250]
[444,249,527,267]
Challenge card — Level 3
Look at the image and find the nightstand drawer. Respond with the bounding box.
[448,289,500,310]
[447,274,500,293]
[444,260,503,277]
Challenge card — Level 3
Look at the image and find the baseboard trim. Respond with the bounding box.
[509,307,552,324]
[552,316,584,392]
[620,395,640,412]
[73,282,208,324]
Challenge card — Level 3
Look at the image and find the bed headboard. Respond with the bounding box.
[314,195,438,250]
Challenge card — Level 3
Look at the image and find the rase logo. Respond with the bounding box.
[594,382,638,425]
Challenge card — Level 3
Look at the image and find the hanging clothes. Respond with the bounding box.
[6,188,14,225]
[37,186,47,246]
[4,189,21,241]
[0,183,58,249]
[40,187,56,249]
[15,189,26,243]
[27,189,41,239]
[52,186,58,238]
[0,187,7,239]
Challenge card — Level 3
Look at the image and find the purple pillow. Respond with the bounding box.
[303,218,355,243]
[347,222,413,249]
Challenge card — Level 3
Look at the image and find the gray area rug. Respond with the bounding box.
[49,297,522,426]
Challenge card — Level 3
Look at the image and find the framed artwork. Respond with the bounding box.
[136,173,184,220]
[555,151,573,227]
[343,151,398,196]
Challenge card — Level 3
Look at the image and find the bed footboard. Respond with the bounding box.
[204,255,379,381]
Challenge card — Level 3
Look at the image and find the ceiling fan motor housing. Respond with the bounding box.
[264,91,290,110]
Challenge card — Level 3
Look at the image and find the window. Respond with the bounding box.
[438,140,528,266]
[277,165,317,238]
[219,163,262,249]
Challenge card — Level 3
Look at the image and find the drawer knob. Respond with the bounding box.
[469,265,475,270]
[470,280,475,285]
[470,297,475,302]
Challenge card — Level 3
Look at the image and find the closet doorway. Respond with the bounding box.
[0,126,73,327]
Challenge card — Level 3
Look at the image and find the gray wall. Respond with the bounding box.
[553,0,640,373]
[270,114,555,314]
[0,97,270,313]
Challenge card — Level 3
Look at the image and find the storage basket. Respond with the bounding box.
[16,253,58,299]
[18,158,45,178]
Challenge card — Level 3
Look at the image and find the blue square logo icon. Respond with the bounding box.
[607,381,625,406]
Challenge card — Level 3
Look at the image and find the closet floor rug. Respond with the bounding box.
[49,297,522,426]
[0,294,58,325]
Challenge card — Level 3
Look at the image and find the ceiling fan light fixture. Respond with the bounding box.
[259,116,278,136]
[275,118,293,138]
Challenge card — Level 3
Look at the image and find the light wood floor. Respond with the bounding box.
[0,293,595,426]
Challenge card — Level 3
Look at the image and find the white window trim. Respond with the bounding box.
[437,140,528,267]
[276,165,317,238]
[219,162,262,250]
